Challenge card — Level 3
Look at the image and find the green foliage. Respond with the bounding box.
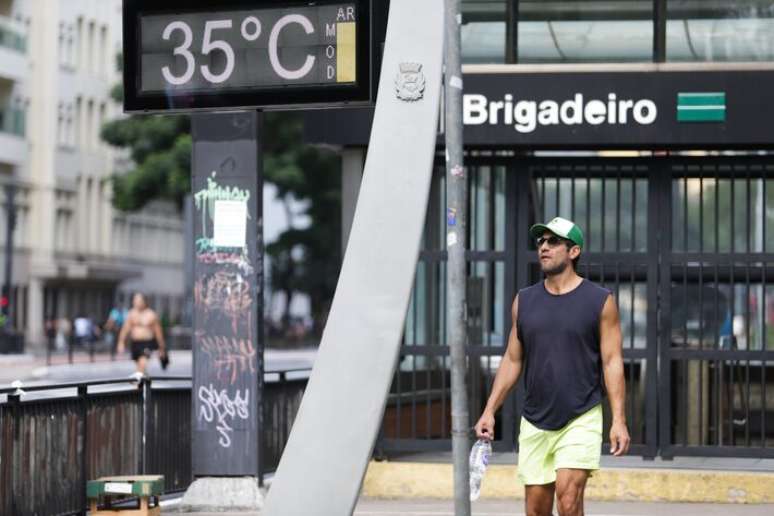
[101,115,191,210]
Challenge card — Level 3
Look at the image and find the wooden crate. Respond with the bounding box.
[86,476,164,516]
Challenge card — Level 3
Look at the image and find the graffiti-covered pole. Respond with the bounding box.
[189,112,264,482]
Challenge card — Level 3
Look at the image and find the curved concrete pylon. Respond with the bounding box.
[262,1,445,515]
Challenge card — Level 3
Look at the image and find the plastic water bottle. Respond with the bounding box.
[469,438,492,501]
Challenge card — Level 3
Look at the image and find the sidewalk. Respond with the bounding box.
[362,454,774,504]
[161,498,774,515]
[0,350,133,385]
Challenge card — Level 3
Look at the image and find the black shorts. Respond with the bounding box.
[130,339,157,361]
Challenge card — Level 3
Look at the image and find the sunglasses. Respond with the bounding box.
[536,235,569,248]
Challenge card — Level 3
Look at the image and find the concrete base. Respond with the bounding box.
[178,477,264,513]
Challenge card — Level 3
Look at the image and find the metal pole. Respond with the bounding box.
[444,0,471,513]
[255,110,265,486]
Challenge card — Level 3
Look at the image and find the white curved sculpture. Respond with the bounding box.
[263,1,445,514]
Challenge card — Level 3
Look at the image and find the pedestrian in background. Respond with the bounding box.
[104,305,127,359]
[117,293,167,377]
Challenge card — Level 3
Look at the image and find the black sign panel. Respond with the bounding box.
[460,69,774,149]
[303,69,774,150]
[191,112,262,476]
[124,0,372,112]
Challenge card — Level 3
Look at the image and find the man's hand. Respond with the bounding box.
[609,420,631,456]
[474,411,495,441]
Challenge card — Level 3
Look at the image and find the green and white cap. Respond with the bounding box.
[529,217,584,250]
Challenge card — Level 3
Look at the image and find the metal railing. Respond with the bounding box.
[0,369,309,516]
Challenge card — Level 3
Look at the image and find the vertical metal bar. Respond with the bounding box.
[79,385,88,516]
[426,355,432,439]
[6,392,21,516]
[632,176,636,253]
[680,175,689,447]
[763,171,768,447]
[616,170,622,252]
[745,171,752,447]
[602,174,607,252]
[729,264,736,445]
[697,177,705,445]
[699,261,704,444]
[571,167,576,221]
[630,268,635,353]
[629,266,636,440]
[505,0,519,64]
[644,163,660,458]
[586,168,591,251]
[512,165,531,449]
[729,173,736,444]
[762,261,767,448]
[141,378,151,474]
[555,167,560,218]
[653,0,667,62]
[713,167,724,446]
[658,162,674,459]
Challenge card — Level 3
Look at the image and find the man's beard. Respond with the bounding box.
[542,260,568,276]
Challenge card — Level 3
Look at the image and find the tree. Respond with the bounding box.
[102,105,341,334]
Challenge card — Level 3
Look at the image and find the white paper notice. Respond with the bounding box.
[213,200,247,248]
[104,482,133,494]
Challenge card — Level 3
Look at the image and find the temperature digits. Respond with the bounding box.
[161,15,317,86]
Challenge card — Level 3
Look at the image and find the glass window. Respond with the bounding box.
[667,2,774,62]
[461,0,508,63]
[518,1,653,63]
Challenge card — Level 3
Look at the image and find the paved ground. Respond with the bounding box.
[0,348,317,386]
[161,497,774,515]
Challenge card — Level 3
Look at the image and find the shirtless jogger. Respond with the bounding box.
[117,293,167,376]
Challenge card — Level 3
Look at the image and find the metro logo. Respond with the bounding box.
[677,92,726,122]
[463,93,658,133]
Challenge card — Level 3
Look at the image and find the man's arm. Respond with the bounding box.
[116,313,132,354]
[474,295,523,440]
[152,312,167,356]
[600,294,631,456]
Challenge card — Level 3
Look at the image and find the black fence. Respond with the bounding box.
[0,370,308,516]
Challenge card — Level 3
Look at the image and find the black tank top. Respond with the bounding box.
[517,278,611,430]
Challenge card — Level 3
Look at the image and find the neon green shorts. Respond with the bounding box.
[517,404,603,485]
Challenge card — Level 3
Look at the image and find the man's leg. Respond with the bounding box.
[524,483,555,516]
[136,355,148,375]
[555,468,589,516]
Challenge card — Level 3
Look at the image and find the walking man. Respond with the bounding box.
[474,217,630,516]
[117,293,167,377]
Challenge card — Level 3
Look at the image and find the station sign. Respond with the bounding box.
[123,0,373,112]
[304,68,774,150]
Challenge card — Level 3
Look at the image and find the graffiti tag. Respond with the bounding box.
[201,336,257,384]
[198,384,250,448]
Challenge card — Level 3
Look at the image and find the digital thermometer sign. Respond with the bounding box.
[123,0,373,112]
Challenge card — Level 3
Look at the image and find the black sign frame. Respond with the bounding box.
[303,68,774,150]
[123,0,374,113]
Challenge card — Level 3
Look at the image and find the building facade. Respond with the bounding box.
[306,1,774,458]
[0,0,184,351]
